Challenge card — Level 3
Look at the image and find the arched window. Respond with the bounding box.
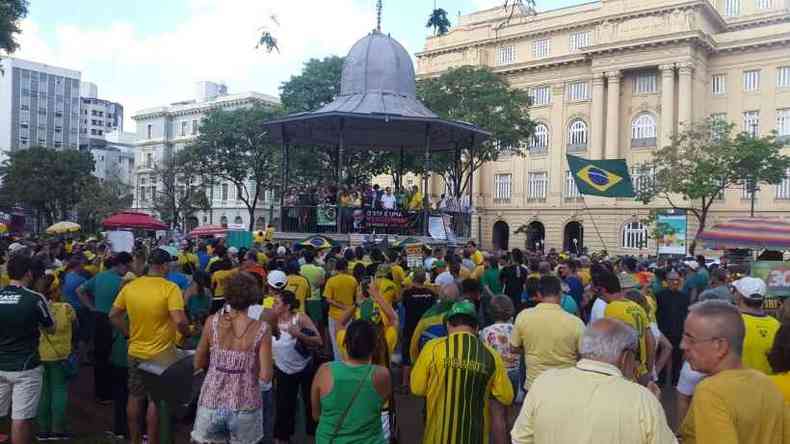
[631,113,657,147]
[622,221,648,250]
[567,119,588,150]
[529,123,549,152]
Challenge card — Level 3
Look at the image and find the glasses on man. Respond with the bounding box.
[682,332,722,346]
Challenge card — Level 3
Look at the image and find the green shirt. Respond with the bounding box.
[0,285,55,371]
[481,267,503,295]
[81,270,123,314]
[300,263,326,300]
[316,362,384,444]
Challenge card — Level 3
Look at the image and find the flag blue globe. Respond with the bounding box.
[588,167,610,186]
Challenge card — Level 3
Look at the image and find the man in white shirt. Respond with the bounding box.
[380,187,397,210]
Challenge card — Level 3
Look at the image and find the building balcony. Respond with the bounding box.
[631,137,657,149]
[566,143,587,153]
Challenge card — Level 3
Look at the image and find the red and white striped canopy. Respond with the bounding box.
[698,217,790,250]
[188,225,227,237]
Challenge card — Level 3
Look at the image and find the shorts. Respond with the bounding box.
[191,406,263,444]
[127,357,149,398]
[0,366,43,420]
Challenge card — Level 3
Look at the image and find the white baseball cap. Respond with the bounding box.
[732,277,767,301]
[684,260,700,271]
[267,270,288,289]
[276,246,287,256]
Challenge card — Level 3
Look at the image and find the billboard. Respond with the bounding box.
[751,261,790,310]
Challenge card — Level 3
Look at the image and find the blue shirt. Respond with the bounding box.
[166,272,191,291]
[63,271,88,309]
[197,252,210,271]
[564,276,584,307]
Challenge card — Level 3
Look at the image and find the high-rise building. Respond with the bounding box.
[79,81,124,149]
[90,130,136,187]
[0,57,81,158]
[130,81,280,231]
[416,0,790,255]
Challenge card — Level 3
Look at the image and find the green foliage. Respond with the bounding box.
[151,149,209,230]
[280,56,345,113]
[416,65,534,197]
[426,8,451,36]
[75,171,134,234]
[0,0,28,54]
[0,146,95,227]
[637,118,790,254]
[186,104,283,231]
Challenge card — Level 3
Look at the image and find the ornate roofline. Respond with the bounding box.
[416,0,722,58]
[131,95,276,121]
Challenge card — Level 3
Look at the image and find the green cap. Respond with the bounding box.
[432,260,446,269]
[444,300,478,323]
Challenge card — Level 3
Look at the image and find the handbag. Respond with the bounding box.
[329,364,374,444]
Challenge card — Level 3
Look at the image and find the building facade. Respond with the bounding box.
[130,81,280,231]
[79,81,124,149]
[90,130,136,187]
[416,0,790,255]
[0,57,81,158]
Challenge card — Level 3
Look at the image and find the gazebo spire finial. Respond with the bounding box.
[376,0,383,32]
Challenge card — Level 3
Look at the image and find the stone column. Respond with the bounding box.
[677,62,694,127]
[605,71,621,159]
[591,72,606,160]
[660,64,675,146]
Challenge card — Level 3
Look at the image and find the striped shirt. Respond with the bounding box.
[411,331,514,444]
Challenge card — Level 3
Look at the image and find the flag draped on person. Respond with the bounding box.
[567,154,636,198]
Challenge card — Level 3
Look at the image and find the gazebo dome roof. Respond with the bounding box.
[340,30,417,99]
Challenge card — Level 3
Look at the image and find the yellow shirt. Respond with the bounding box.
[263,227,274,242]
[742,313,781,375]
[604,299,650,377]
[511,303,585,390]
[390,264,405,292]
[770,372,790,403]
[411,331,514,444]
[324,272,358,320]
[113,276,185,360]
[511,359,676,444]
[375,277,399,305]
[211,268,237,299]
[285,274,310,313]
[471,264,485,281]
[84,263,99,276]
[408,192,423,210]
[681,369,788,444]
[256,252,269,266]
[39,303,76,362]
[578,268,592,286]
[177,252,199,269]
[472,250,484,266]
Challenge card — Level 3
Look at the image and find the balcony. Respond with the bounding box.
[566,143,587,153]
[631,137,657,148]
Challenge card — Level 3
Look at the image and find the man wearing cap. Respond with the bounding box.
[323,259,358,360]
[109,248,191,444]
[682,261,705,302]
[680,300,788,444]
[734,277,781,374]
[655,270,690,385]
[411,300,513,444]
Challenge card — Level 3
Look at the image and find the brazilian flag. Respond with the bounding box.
[567,154,635,198]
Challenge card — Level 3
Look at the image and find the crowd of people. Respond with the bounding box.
[0,235,788,444]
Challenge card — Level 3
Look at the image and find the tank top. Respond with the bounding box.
[197,315,267,410]
[272,315,312,374]
[316,362,385,444]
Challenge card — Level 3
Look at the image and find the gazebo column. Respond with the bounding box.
[423,124,432,236]
[337,118,345,234]
[279,125,288,232]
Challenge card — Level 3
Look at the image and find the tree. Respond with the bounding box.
[280,56,345,114]
[636,118,790,254]
[151,149,209,230]
[75,170,134,234]
[426,8,451,36]
[187,104,283,231]
[0,0,28,55]
[0,146,95,227]
[416,65,535,199]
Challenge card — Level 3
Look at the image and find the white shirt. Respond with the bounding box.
[435,270,455,287]
[381,193,396,210]
[589,298,607,324]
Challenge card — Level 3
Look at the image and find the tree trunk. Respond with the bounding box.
[689,213,708,256]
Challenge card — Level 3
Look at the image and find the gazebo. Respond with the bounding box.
[263,26,490,235]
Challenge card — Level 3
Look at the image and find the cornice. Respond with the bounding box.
[491,53,588,76]
[416,0,720,58]
[723,11,790,31]
[131,96,266,121]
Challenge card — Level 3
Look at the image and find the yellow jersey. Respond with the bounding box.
[741,313,781,375]
[285,274,311,313]
[411,331,514,444]
[770,372,790,403]
[324,272,358,320]
[211,268,238,299]
[112,276,184,360]
[375,277,399,305]
[39,303,76,361]
[604,299,650,377]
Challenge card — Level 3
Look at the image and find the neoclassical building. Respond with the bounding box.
[416,0,790,255]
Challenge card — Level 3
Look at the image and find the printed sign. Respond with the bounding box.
[317,205,337,227]
[751,261,790,310]
[656,211,687,255]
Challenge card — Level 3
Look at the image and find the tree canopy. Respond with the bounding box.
[151,148,209,230]
[0,0,28,55]
[637,118,790,254]
[426,8,451,36]
[416,65,534,198]
[75,170,133,234]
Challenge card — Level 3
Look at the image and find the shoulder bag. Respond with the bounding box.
[328,364,374,444]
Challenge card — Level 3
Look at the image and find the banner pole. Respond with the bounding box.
[581,195,608,253]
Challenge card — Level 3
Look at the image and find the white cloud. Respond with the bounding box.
[14,0,377,130]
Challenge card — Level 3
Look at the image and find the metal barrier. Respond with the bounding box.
[279,205,471,238]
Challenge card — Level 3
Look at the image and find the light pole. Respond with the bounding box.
[749,122,758,217]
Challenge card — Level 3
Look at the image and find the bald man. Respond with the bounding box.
[680,300,788,444]
[512,318,675,444]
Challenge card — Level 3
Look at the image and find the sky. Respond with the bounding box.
[12,0,586,130]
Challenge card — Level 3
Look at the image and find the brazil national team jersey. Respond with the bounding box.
[604,299,649,377]
[409,300,454,363]
[741,312,781,374]
[411,331,514,444]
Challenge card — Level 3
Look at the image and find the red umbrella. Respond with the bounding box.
[102,211,168,230]
[698,217,790,250]
[188,224,227,237]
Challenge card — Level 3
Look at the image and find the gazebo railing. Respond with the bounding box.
[279,205,471,238]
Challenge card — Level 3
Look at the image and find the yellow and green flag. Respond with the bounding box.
[567,154,635,198]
